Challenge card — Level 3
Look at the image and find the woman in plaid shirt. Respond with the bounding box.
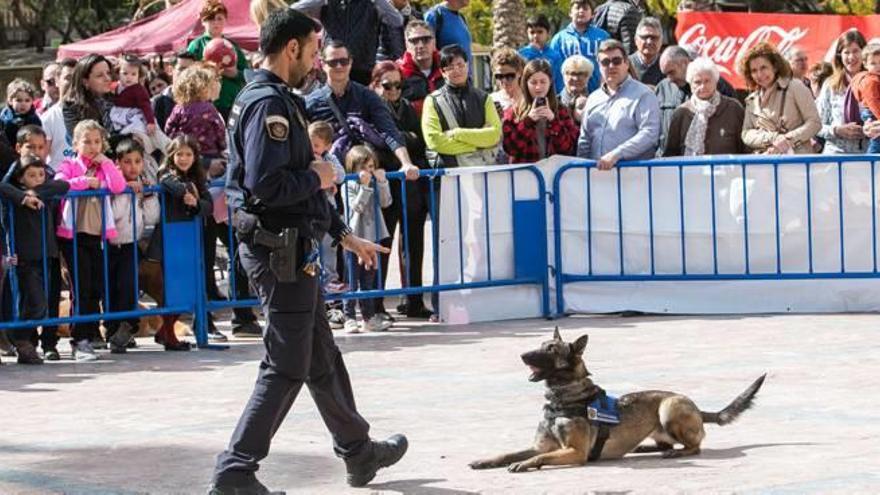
[502,59,579,164]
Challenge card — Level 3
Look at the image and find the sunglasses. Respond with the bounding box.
[407,35,434,46]
[381,81,402,90]
[599,56,625,67]
[494,73,518,82]
[324,57,351,68]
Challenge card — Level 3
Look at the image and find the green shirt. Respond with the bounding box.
[186,34,248,112]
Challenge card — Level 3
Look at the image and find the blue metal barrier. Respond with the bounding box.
[0,186,206,345]
[551,155,880,316]
[206,166,551,322]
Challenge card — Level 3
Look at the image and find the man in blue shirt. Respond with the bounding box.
[518,14,563,71]
[577,39,660,170]
[425,0,472,62]
[548,0,610,94]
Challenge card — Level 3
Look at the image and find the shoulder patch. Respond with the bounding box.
[265,115,289,141]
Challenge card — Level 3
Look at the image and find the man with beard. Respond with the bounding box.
[211,9,408,494]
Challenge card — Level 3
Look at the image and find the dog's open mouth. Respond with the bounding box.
[527,365,543,381]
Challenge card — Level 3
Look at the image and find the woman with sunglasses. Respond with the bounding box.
[489,48,526,115]
[370,61,434,319]
[502,59,578,164]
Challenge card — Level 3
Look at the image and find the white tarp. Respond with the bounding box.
[436,155,880,324]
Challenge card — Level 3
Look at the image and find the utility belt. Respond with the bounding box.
[232,209,321,283]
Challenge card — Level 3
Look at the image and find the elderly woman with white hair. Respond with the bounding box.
[663,57,746,156]
[558,55,594,124]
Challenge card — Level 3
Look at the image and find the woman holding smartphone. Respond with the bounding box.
[502,59,579,163]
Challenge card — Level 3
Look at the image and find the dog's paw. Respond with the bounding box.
[469,460,496,470]
[507,461,533,473]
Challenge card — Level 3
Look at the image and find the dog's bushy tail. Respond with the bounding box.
[701,374,767,426]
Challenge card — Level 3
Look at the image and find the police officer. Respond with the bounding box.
[210,9,407,495]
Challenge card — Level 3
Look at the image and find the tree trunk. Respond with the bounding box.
[492,0,527,50]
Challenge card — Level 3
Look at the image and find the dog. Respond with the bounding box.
[469,328,766,473]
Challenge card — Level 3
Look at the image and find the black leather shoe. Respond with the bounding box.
[231,321,262,336]
[345,434,408,487]
[207,478,285,495]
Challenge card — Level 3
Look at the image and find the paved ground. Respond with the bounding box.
[1,312,879,494]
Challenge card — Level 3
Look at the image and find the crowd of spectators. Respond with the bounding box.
[2,0,880,365]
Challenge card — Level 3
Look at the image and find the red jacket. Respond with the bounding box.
[114,83,156,124]
[398,51,445,116]
[502,105,578,164]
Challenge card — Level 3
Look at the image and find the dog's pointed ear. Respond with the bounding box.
[553,326,562,341]
[572,334,589,356]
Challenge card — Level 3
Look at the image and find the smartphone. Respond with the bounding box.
[535,96,547,107]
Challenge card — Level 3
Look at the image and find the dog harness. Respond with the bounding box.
[587,389,620,461]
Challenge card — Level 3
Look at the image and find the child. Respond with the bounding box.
[1,126,65,361]
[851,42,880,153]
[110,56,158,136]
[148,135,212,351]
[1,79,42,150]
[55,119,127,362]
[342,145,392,334]
[105,138,159,354]
[308,121,346,294]
[164,63,230,341]
[165,63,226,164]
[0,155,69,364]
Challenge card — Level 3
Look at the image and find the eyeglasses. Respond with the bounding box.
[564,71,589,78]
[381,81,402,90]
[43,78,56,86]
[443,61,468,72]
[407,35,434,46]
[494,72,518,82]
[324,58,351,68]
[599,56,625,67]
[637,34,660,41]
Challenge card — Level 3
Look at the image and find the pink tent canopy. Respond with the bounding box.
[57,0,259,59]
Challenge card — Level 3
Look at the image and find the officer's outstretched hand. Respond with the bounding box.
[341,234,391,270]
[311,160,338,189]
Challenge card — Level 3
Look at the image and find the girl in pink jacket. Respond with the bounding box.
[54,119,126,362]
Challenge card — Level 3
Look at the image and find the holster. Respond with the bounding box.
[253,226,299,283]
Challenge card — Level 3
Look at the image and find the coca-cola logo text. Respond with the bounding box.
[678,23,809,76]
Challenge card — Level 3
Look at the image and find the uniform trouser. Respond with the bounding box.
[104,243,139,337]
[59,234,104,343]
[213,241,370,486]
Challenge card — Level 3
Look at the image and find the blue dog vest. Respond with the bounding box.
[587,393,620,425]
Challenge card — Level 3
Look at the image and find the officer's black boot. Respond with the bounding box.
[207,477,285,495]
[344,434,409,487]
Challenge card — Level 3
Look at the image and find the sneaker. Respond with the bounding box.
[324,281,349,294]
[344,434,408,487]
[208,329,228,342]
[127,336,138,349]
[14,341,43,365]
[109,322,133,354]
[73,340,98,362]
[376,312,395,323]
[344,319,360,334]
[0,333,17,357]
[42,347,61,361]
[231,321,262,336]
[364,315,392,332]
[327,308,345,329]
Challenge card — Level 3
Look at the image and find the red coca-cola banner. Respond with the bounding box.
[675,12,880,89]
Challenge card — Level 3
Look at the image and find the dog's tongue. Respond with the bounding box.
[528,365,541,373]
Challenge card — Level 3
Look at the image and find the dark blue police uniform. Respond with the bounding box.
[213,69,369,487]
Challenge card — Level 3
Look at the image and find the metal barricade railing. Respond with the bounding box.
[551,155,880,316]
[0,186,206,344]
[206,166,551,323]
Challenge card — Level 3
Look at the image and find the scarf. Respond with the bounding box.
[683,91,722,156]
